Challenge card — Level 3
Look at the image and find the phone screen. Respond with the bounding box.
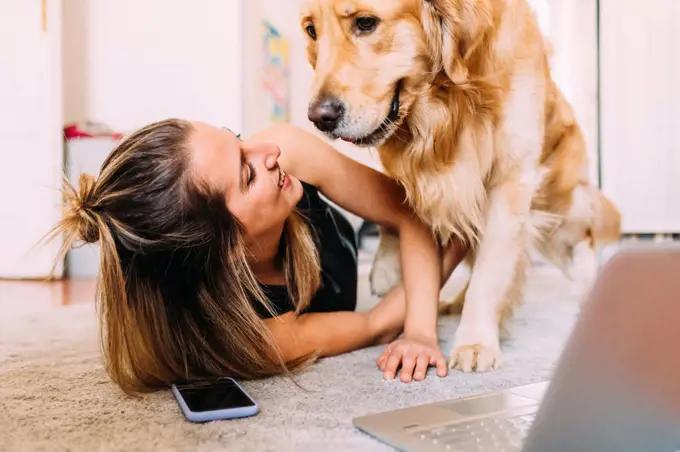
[176,379,255,412]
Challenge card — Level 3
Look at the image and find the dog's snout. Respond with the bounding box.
[308,97,345,132]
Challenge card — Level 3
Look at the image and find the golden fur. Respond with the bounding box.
[301,0,621,372]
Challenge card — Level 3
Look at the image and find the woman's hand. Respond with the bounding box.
[373,239,468,382]
[377,335,448,382]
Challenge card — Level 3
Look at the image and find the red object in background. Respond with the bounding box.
[63,121,124,141]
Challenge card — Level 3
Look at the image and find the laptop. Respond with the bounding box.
[354,244,680,451]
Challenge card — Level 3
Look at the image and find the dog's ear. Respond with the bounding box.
[421,0,494,84]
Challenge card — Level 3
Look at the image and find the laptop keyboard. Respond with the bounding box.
[413,411,537,451]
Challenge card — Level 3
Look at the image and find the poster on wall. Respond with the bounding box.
[262,21,290,123]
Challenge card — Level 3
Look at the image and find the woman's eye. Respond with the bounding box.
[247,162,256,186]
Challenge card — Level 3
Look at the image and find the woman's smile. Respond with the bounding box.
[276,166,291,190]
[281,169,290,190]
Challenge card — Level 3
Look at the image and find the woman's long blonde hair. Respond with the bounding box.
[45,119,321,395]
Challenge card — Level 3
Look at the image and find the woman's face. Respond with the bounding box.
[188,122,304,239]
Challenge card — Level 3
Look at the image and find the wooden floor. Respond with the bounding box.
[0,278,96,318]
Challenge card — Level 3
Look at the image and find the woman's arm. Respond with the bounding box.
[263,285,406,362]
[264,311,374,362]
[264,238,468,376]
[248,124,456,373]
[377,239,468,382]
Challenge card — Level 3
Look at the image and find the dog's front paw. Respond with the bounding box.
[448,343,503,372]
[369,232,402,297]
[448,324,502,372]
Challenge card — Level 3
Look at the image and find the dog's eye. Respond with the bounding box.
[355,16,378,33]
[305,24,317,40]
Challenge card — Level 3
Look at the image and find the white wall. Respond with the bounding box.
[62,0,244,134]
[62,0,88,126]
[241,0,266,137]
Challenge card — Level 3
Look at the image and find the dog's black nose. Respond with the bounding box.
[308,97,344,132]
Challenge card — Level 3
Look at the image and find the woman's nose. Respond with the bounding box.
[244,140,281,169]
[262,142,281,169]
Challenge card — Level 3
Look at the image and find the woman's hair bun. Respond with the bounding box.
[74,173,100,244]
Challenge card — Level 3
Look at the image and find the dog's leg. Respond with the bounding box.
[446,66,547,371]
[438,281,468,315]
[546,185,601,304]
[448,182,534,372]
[369,229,402,297]
[438,251,475,315]
[572,237,598,306]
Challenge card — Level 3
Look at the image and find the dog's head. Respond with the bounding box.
[302,0,495,147]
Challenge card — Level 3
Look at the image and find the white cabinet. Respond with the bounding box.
[0,0,64,278]
[599,0,680,234]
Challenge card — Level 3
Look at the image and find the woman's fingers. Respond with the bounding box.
[383,348,404,380]
[414,354,430,381]
[376,347,390,370]
[400,351,417,383]
[378,340,448,382]
[435,352,448,377]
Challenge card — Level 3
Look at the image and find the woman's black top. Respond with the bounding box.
[253,180,359,318]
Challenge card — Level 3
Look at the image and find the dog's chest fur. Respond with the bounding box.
[378,67,549,248]
[379,118,495,246]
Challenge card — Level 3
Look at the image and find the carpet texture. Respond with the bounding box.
[0,264,580,452]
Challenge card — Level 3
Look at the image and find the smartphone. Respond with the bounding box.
[171,377,259,423]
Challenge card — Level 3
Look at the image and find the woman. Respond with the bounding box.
[48,119,466,395]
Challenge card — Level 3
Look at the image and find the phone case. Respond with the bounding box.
[171,378,260,423]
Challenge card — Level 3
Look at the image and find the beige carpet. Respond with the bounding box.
[0,263,582,452]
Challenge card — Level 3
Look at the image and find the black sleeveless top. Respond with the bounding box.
[252,181,359,318]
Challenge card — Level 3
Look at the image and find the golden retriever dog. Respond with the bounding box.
[301,0,621,372]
